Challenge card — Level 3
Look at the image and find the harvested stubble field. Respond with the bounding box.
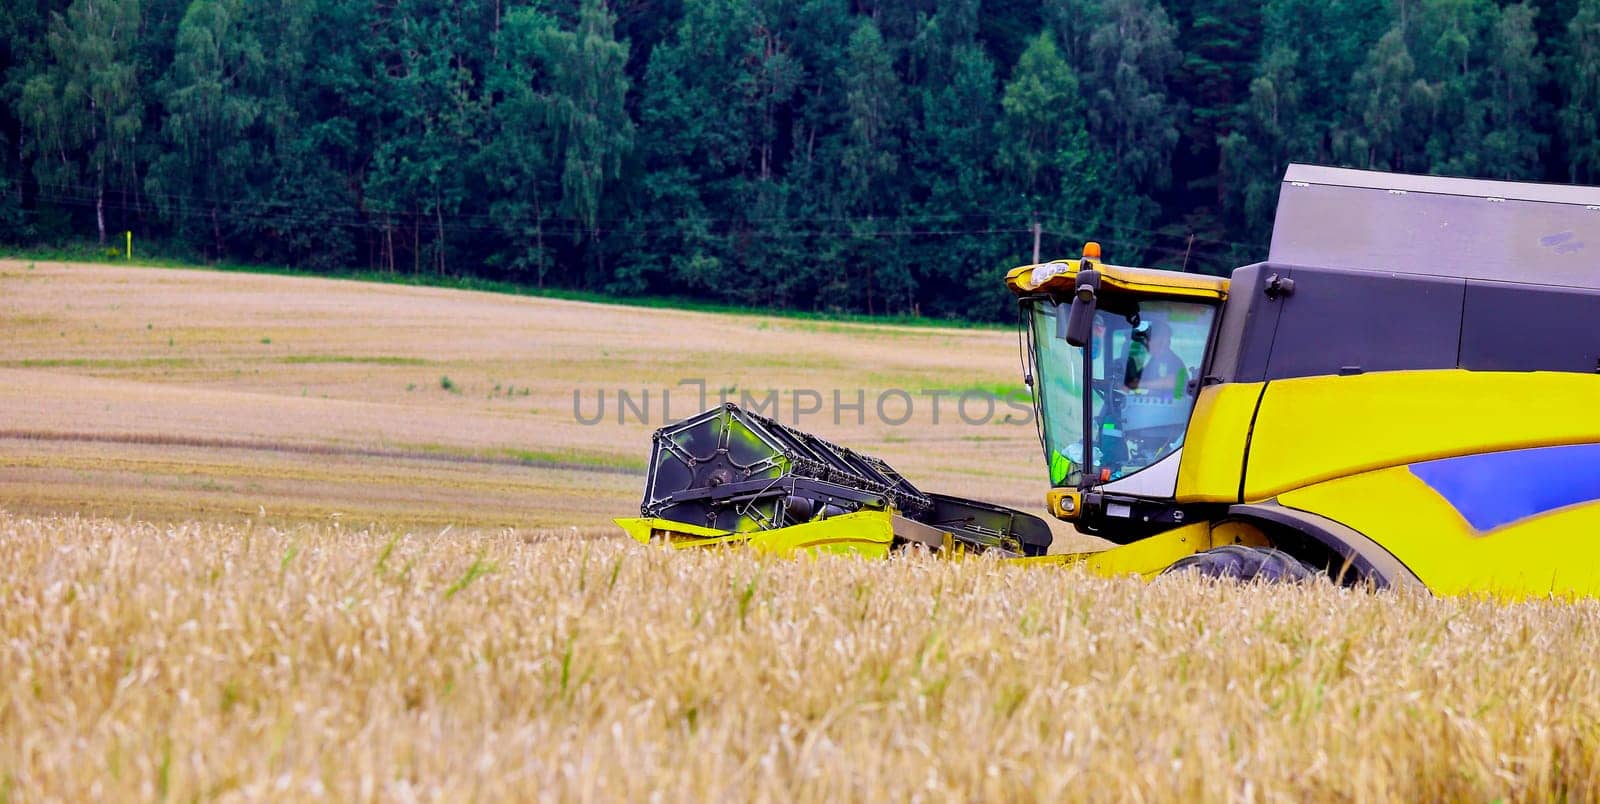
[4,260,1599,800]
[0,259,1077,541]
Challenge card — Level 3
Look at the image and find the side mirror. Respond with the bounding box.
[1063,269,1100,347]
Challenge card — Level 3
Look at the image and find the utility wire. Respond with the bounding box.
[28,189,1040,240]
[21,179,1269,255]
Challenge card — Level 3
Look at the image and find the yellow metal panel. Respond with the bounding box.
[615,512,894,559]
[615,517,655,544]
[1098,265,1229,300]
[1005,260,1229,300]
[614,517,727,545]
[1014,522,1212,578]
[1245,370,1600,501]
[1081,522,1212,577]
[1174,383,1264,503]
[1280,468,1600,598]
[745,511,895,559]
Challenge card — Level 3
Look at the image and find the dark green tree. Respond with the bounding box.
[1170,0,1262,244]
[911,44,1011,317]
[1560,0,1600,181]
[1219,46,1315,246]
[148,0,263,257]
[1218,0,1388,245]
[365,0,493,275]
[1474,3,1546,180]
[837,20,903,213]
[243,0,365,270]
[1348,0,1545,179]
[1350,26,1425,172]
[21,0,146,244]
[1083,0,1182,194]
[0,0,58,240]
[633,0,803,303]
[537,0,634,245]
[482,5,562,285]
[999,33,1116,251]
[835,20,909,313]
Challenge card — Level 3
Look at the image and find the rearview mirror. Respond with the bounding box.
[1063,269,1100,347]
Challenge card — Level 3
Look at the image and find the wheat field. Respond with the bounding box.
[4,511,1600,801]
[4,261,1598,800]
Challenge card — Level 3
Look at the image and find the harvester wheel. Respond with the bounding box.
[1162,545,1317,583]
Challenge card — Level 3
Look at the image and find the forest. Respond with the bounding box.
[2,0,1597,320]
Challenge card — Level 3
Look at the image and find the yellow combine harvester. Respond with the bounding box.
[617,165,1600,597]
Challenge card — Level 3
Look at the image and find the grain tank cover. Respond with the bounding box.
[1270,164,1600,290]
[1205,165,1600,382]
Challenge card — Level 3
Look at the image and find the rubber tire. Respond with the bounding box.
[1162,544,1318,583]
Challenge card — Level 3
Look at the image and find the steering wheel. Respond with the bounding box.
[1088,379,1129,420]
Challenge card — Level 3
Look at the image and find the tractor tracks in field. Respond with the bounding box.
[0,429,643,476]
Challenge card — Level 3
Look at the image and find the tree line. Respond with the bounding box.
[2,0,1597,320]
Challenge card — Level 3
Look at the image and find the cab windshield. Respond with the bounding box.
[1028,298,1215,487]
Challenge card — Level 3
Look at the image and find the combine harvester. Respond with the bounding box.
[617,165,1600,597]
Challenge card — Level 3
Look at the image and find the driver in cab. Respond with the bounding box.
[1124,320,1185,394]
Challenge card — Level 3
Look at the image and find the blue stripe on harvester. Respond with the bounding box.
[1409,443,1600,532]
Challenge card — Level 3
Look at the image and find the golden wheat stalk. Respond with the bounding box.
[2,510,1597,801]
